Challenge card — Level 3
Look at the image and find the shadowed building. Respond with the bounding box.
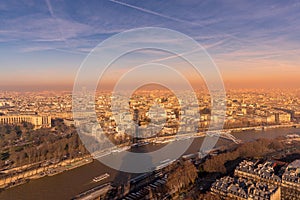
[281,160,300,200]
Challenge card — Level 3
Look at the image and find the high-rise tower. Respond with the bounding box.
[133,109,139,144]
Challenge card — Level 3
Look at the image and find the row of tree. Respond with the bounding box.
[202,138,286,173]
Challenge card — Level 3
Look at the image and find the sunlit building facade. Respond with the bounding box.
[0,115,51,129]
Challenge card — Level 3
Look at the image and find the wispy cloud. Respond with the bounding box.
[1,16,90,41]
[109,0,208,27]
[20,46,55,53]
[0,0,300,88]
[149,48,202,63]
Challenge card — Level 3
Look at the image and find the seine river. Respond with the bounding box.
[1,127,299,200]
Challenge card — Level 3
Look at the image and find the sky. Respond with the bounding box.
[1,0,300,90]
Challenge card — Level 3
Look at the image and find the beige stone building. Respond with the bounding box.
[0,115,51,129]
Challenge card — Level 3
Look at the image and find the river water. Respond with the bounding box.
[1,127,299,200]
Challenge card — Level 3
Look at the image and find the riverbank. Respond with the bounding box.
[0,155,93,190]
[0,124,299,193]
[1,126,300,200]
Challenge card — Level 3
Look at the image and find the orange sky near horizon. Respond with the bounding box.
[0,62,299,91]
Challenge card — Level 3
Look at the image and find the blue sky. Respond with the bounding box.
[1,0,300,90]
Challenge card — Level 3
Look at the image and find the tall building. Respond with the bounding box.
[133,109,139,143]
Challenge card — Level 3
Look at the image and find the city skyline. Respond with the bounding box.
[1,0,300,90]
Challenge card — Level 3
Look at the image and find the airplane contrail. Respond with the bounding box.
[108,0,270,50]
[108,0,202,27]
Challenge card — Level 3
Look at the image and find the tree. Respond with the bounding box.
[166,160,198,195]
